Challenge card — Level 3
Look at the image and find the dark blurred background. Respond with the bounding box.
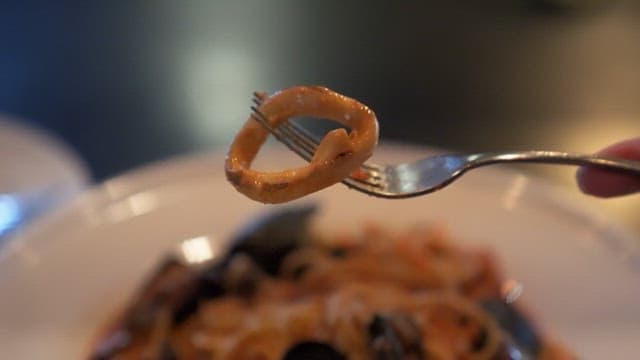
[0,1,638,227]
[2,0,639,179]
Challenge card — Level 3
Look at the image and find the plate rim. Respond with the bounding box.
[1,143,638,264]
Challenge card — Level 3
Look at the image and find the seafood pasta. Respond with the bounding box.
[91,207,574,359]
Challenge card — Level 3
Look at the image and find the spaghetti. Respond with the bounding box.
[91,224,574,359]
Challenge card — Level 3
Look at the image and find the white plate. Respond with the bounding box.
[0,116,90,239]
[0,145,638,360]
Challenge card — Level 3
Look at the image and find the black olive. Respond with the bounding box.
[329,247,348,258]
[282,341,347,360]
[471,328,488,351]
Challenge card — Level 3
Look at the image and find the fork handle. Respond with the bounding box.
[469,151,640,175]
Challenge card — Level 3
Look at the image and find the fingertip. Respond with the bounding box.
[576,137,640,198]
[576,165,640,198]
[575,166,591,195]
[575,166,610,197]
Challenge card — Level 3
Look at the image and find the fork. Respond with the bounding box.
[250,93,640,199]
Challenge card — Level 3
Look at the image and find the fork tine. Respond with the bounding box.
[276,126,382,188]
[250,95,319,157]
[283,121,382,173]
[260,118,318,160]
[278,121,320,155]
[285,121,384,177]
[249,105,292,146]
[278,120,383,187]
[250,106,313,162]
[249,94,384,189]
[342,176,384,192]
[251,92,322,155]
[252,91,267,104]
[252,91,364,166]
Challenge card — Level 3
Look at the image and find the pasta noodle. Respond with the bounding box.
[91,224,575,359]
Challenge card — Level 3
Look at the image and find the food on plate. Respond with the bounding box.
[225,86,379,203]
[91,205,574,359]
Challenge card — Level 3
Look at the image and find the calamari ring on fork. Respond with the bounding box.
[225,86,379,204]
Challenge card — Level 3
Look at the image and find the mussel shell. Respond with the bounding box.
[94,205,319,358]
[225,204,318,275]
[177,204,318,320]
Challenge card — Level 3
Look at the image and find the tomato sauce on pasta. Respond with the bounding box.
[91,223,574,359]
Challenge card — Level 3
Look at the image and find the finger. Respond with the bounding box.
[576,137,640,197]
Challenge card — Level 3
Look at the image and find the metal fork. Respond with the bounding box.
[250,93,640,199]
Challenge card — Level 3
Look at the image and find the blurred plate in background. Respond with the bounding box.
[0,116,90,241]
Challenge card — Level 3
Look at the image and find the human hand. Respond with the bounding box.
[576,137,640,197]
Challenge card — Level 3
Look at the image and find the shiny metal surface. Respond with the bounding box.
[251,109,640,198]
[369,151,640,198]
[2,1,639,179]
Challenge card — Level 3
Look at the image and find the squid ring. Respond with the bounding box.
[225,86,379,204]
